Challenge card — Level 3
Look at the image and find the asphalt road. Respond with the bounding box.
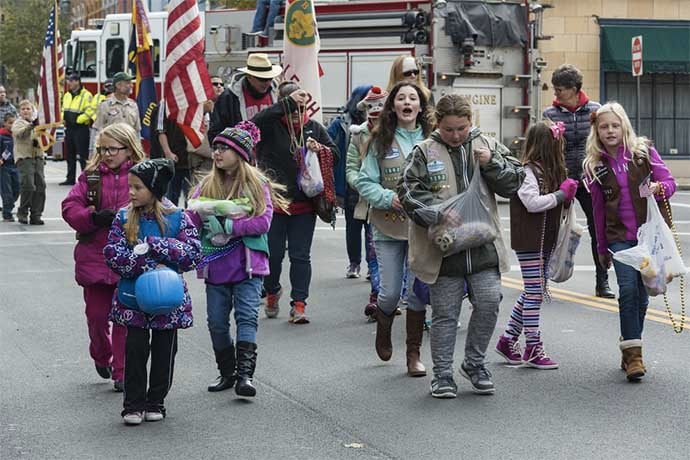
[1,160,689,460]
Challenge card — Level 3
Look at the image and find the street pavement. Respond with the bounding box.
[1,160,689,460]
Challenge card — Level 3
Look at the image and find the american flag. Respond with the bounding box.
[164,0,215,148]
[36,1,64,151]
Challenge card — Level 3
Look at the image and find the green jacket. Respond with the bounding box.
[398,128,525,277]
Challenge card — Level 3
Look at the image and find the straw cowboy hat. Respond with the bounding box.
[239,53,283,79]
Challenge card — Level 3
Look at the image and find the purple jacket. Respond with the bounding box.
[104,205,202,330]
[588,145,676,254]
[186,182,273,285]
[61,161,133,287]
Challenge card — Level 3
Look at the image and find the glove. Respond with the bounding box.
[559,178,578,202]
[203,216,233,236]
[91,209,117,228]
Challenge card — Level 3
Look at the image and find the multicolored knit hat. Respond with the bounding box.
[356,86,388,120]
[212,121,261,165]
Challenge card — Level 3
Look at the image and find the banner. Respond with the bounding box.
[128,0,157,140]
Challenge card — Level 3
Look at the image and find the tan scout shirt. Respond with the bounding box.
[94,96,141,135]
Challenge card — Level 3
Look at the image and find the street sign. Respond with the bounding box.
[632,35,643,77]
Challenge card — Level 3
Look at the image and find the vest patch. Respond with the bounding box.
[384,147,401,160]
[427,160,445,173]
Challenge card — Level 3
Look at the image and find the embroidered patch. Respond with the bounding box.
[383,166,401,175]
[384,148,400,160]
[427,160,445,173]
[429,173,448,183]
[108,109,120,116]
[427,147,440,160]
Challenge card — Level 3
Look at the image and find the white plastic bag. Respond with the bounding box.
[298,147,324,198]
[611,242,667,296]
[548,205,584,283]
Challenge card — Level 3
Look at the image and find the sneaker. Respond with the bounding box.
[144,410,165,422]
[17,216,28,224]
[495,335,523,365]
[113,380,124,392]
[289,300,310,324]
[29,218,45,225]
[346,263,361,279]
[122,411,144,425]
[262,288,282,318]
[522,342,559,370]
[2,216,14,222]
[95,364,112,380]
[430,376,457,398]
[459,363,495,395]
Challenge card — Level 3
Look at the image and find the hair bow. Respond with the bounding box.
[550,121,565,139]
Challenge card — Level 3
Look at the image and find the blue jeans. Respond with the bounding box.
[165,168,191,207]
[1,165,20,219]
[252,0,284,35]
[344,199,365,265]
[610,240,648,340]
[206,277,263,350]
[264,212,316,303]
[373,239,425,315]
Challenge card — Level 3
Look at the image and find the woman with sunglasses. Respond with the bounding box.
[387,55,432,104]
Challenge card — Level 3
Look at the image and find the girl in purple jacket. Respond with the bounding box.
[61,123,144,392]
[584,102,676,382]
[187,122,289,398]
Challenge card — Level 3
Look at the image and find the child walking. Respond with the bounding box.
[187,122,288,397]
[494,121,577,369]
[104,158,202,425]
[62,123,144,391]
[583,102,676,382]
[1,113,20,222]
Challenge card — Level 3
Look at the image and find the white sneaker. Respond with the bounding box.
[144,411,164,422]
[123,411,144,425]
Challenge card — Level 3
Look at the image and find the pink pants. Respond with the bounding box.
[83,283,126,381]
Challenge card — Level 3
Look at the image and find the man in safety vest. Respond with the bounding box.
[60,73,93,186]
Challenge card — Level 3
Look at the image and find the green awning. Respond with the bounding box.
[600,20,690,74]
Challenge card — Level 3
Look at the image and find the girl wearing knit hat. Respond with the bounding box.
[104,157,203,425]
[186,121,289,398]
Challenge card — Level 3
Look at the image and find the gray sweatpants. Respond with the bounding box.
[429,268,502,377]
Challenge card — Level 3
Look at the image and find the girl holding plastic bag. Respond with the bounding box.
[399,94,524,398]
[583,102,676,382]
[494,121,576,370]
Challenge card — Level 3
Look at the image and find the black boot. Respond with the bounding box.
[595,275,615,298]
[207,345,237,392]
[235,341,257,397]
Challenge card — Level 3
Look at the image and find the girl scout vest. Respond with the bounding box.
[368,140,409,240]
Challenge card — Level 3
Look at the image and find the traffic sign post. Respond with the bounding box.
[632,35,643,131]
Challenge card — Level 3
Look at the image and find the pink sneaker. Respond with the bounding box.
[495,335,522,365]
[522,342,559,369]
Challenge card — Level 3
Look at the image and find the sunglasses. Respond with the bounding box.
[212,82,224,87]
[403,69,419,77]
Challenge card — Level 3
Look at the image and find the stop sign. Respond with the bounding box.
[632,35,643,76]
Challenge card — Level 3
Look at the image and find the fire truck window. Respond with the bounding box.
[76,41,97,78]
[106,39,125,78]
[153,39,161,77]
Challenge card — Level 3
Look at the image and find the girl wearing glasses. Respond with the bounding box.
[61,122,145,392]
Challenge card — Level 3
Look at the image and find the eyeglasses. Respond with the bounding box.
[254,76,273,83]
[212,82,224,87]
[212,144,231,153]
[403,69,419,77]
[99,146,128,156]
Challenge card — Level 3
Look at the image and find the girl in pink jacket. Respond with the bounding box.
[61,123,144,391]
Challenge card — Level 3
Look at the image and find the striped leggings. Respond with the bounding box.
[504,251,549,344]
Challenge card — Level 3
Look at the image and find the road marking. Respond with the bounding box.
[501,276,680,327]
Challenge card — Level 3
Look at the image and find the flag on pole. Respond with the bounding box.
[282,0,323,122]
[165,0,215,148]
[36,1,64,151]
[128,0,157,140]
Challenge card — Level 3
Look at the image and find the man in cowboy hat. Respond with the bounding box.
[208,53,282,142]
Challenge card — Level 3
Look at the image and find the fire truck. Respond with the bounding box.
[65,0,549,149]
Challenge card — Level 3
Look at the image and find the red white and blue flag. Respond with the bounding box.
[128,0,157,140]
[36,1,64,151]
[165,0,215,148]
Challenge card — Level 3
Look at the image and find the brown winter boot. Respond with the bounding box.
[405,309,427,377]
[375,309,395,361]
[619,339,645,381]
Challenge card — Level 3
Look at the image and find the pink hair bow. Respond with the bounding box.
[550,121,565,140]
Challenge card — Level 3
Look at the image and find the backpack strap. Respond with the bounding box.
[85,170,101,209]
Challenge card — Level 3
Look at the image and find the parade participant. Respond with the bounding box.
[0,85,18,126]
[543,64,613,298]
[93,72,140,135]
[355,81,432,376]
[1,113,20,221]
[253,81,337,324]
[210,76,225,101]
[104,158,202,425]
[399,94,524,397]
[85,79,114,158]
[583,102,676,382]
[12,100,46,225]
[494,120,577,369]
[328,85,371,279]
[61,73,93,185]
[61,123,145,391]
[209,53,282,142]
[387,55,432,104]
[251,0,285,37]
[347,86,388,320]
[187,122,289,397]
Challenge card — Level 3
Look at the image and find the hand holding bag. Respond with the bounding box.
[298,147,324,198]
[548,205,584,283]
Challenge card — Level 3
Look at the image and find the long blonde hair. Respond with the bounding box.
[386,55,432,101]
[583,102,650,182]
[199,160,290,216]
[87,123,146,171]
[124,199,173,245]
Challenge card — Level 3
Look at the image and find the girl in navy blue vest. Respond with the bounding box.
[104,159,202,425]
